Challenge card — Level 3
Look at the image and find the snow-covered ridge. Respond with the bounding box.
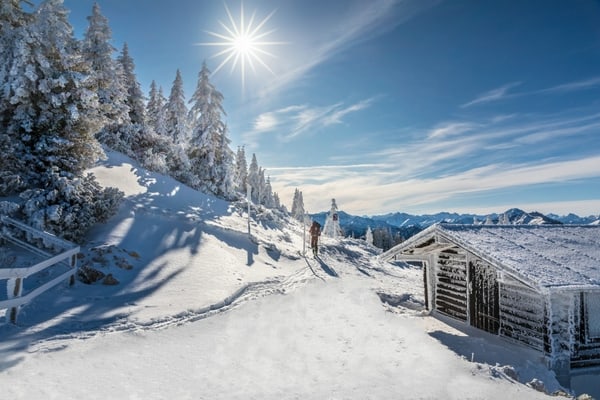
[313,207,599,242]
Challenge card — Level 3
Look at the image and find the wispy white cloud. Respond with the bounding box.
[245,97,376,143]
[268,107,600,215]
[322,98,374,125]
[253,112,279,132]
[539,76,600,94]
[269,155,600,215]
[461,82,522,108]
[461,77,600,109]
[426,121,479,139]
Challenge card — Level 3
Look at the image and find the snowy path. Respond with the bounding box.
[0,258,553,400]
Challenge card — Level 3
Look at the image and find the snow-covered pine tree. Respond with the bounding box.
[20,167,123,243]
[6,0,123,241]
[165,69,189,145]
[234,146,248,194]
[263,176,274,208]
[117,42,146,126]
[146,80,168,136]
[139,79,191,184]
[155,86,168,136]
[215,122,235,198]
[365,226,374,245]
[273,192,282,210]
[291,188,305,221]
[81,2,128,129]
[0,0,33,194]
[291,188,298,216]
[187,62,234,198]
[258,167,266,205]
[322,198,343,238]
[247,153,260,203]
[9,0,104,182]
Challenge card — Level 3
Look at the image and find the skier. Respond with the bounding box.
[309,221,321,256]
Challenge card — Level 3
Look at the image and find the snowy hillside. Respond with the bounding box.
[0,150,594,399]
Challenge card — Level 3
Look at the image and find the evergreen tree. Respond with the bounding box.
[0,0,33,194]
[322,198,343,238]
[263,176,274,208]
[187,62,234,198]
[3,0,122,240]
[234,146,248,194]
[365,226,374,245]
[258,167,266,205]
[155,86,168,135]
[247,153,260,203]
[117,42,145,125]
[165,69,189,145]
[216,122,235,197]
[291,188,304,220]
[273,192,281,209]
[81,2,128,127]
[9,0,103,183]
[146,80,167,136]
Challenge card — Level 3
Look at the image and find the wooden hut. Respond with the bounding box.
[381,224,600,384]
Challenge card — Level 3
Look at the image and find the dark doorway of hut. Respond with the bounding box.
[469,260,500,334]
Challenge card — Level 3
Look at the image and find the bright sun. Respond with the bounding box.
[198,2,284,89]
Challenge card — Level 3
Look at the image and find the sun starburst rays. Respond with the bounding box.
[198,2,285,89]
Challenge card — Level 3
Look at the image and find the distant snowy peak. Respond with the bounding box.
[486,208,561,225]
[373,208,597,229]
[313,208,599,241]
[547,212,600,225]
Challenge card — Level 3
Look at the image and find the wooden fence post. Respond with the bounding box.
[69,254,77,286]
[8,277,23,324]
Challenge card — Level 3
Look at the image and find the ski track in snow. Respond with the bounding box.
[28,245,421,355]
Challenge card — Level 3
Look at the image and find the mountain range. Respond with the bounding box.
[311,208,600,240]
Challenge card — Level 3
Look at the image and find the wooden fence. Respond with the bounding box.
[0,216,79,324]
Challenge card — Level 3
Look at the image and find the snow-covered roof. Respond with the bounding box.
[385,224,600,291]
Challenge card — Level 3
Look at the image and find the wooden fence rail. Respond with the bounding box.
[0,216,79,324]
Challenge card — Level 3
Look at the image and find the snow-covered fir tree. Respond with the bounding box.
[234,146,248,194]
[146,80,167,136]
[81,2,128,128]
[164,69,189,145]
[263,176,275,208]
[187,62,234,198]
[243,154,276,208]
[322,198,343,238]
[9,0,104,181]
[215,122,235,198]
[117,42,146,126]
[258,167,266,205]
[247,153,260,203]
[0,0,33,194]
[365,226,374,245]
[291,188,305,221]
[0,0,123,241]
[273,192,282,209]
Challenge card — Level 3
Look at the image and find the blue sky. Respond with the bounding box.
[56,0,600,216]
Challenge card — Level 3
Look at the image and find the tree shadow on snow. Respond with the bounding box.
[0,158,256,370]
[0,263,185,366]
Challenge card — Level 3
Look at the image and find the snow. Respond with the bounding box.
[436,224,600,290]
[0,150,596,398]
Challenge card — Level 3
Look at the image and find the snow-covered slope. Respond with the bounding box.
[0,150,592,399]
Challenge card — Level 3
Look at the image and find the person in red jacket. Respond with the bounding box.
[309,221,321,256]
